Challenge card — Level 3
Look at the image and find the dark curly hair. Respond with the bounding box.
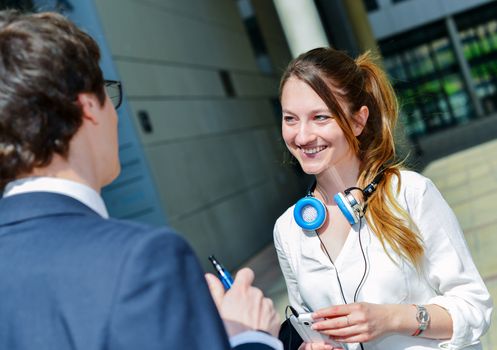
[0,10,105,189]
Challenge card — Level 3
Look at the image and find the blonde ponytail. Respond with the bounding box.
[356,52,424,268]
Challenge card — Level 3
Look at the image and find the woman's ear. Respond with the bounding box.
[77,93,100,125]
[353,105,369,136]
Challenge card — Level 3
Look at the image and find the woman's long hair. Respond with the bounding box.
[280,48,424,268]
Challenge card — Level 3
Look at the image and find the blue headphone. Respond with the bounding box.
[293,173,383,230]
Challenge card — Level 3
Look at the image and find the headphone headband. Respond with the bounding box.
[307,179,318,197]
[294,170,385,228]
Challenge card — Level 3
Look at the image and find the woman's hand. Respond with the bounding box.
[298,342,343,350]
[311,302,395,343]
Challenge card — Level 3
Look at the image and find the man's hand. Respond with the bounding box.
[205,267,280,337]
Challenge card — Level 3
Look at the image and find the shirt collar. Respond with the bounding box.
[3,177,109,218]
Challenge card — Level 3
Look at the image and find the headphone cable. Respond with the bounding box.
[315,219,367,350]
[284,305,293,349]
[316,233,348,305]
[354,217,368,303]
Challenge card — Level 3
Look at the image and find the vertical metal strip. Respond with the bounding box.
[446,16,485,119]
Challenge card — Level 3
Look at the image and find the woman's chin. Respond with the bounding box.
[300,165,324,175]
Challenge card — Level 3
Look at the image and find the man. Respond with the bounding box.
[0,10,281,350]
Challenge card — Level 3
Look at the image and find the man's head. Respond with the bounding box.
[0,11,119,190]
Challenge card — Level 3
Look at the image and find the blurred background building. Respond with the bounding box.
[3,0,496,344]
[367,0,497,164]
[5,0,496,268]
[18,0,304,273]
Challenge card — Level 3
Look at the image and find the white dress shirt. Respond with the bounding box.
[274,170,493,350]
[3,176,108,218]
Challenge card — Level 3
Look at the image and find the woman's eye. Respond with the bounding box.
[315,115,330,121]
[283,116,296,123]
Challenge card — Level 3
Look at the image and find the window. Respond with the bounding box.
[234,0,273,74]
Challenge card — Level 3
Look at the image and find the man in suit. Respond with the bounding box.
[0,10,281,350]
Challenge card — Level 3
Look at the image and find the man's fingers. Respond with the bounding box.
[233,267,255,287]
[261,297,280,336]
[205,273,224,309]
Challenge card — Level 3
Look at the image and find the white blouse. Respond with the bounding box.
[274,171,492,350]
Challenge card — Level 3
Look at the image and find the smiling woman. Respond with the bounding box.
[274,47,493,350]
[281,77,363,176]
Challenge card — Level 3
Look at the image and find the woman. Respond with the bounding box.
[274,47,492,350]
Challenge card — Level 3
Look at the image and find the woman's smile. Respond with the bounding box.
[300,145,328,155]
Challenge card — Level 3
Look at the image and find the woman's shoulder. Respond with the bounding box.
[275,205,296,228]
[393,170,442,213]
[274,204,303,243]
[396,169,434,193]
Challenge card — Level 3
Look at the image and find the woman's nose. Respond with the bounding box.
[295,123,315,146]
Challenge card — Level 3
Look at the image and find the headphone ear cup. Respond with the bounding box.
[293,196,327,230]
[333,192,359,225]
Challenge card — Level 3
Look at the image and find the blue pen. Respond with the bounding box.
[209,255,234,289]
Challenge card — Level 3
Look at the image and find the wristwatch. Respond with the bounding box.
[412,304,430,336]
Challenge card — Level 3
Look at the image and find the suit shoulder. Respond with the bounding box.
[100,218,173,237]
[110,218,188,244]
[73,216,191,256]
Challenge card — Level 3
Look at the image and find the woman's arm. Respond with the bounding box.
[388,303,452,339]
[311,175,492,347]
[413,178,492,346]
[311,302,452,343]
[273,219,305,312]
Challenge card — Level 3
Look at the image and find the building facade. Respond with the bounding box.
[364,0,497,150]
[10,0,302,271]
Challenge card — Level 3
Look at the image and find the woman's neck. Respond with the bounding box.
[315,157,361,204]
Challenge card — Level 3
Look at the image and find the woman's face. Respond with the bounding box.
[281,77,356,175]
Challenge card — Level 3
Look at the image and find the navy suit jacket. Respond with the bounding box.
[0,192,275,350]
